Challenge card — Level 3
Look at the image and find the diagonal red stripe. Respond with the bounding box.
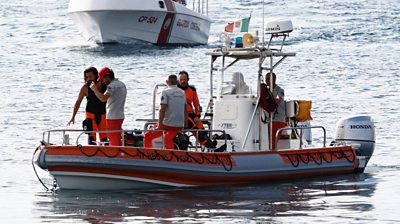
[157,0,176,45]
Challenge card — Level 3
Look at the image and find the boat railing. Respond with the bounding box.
[152,83,167,120]
[275,126,326,150]
[192,0,208,15]
[136,118,211,130]
[41,128,227,152]
[41,129,81,146]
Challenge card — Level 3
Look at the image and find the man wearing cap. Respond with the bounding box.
[91,67,127,146]
[158,74,188,149]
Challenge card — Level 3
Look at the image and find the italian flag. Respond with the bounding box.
[224,17,251,33]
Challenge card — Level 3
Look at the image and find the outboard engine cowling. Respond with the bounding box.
[335,115,375,165]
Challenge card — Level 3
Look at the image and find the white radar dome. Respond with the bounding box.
[265,20,293,34]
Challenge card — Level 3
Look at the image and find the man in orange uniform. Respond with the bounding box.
[178,71,216,148]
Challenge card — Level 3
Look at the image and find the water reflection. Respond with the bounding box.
[33,173,377,223]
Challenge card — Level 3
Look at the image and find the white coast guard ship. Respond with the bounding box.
[68,0,211,45]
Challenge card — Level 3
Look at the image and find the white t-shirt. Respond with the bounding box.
[273,85,285,122]
[160,85,186,127]
[105,79,127,119]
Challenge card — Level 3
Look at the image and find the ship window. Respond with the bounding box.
[159,1,165,8]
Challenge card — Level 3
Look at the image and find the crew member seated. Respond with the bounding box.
[221,72,251,95]
[231,72,251,94]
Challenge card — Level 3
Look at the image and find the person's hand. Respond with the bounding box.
[67,117,75,126]
[90,82,97,91]
[193,116,200,124]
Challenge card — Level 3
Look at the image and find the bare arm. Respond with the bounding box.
[67,85,87,126]
[91,83,111,102]
[158,104,167,128]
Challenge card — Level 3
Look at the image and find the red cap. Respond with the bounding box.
[98,67,111,82]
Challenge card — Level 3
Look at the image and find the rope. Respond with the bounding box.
[284,149,356,168]
[32,145,50,191]
[74,146,234,171]
[77,144,97,157]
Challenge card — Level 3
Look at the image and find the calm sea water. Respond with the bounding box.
[1,0,399,223]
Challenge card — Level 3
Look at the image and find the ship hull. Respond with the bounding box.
[35,145,359,190]
[68,0,211,45]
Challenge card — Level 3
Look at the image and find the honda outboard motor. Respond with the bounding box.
[335,115,375,170]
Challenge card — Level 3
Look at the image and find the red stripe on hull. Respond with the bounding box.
[49,165,355,186]
[44,146,353,157]
[157,0,175,45]
[279,147,357,166]
[45,146,237,167]
[44,145,355,168]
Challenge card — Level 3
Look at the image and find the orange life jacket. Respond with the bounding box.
[180,85,201,116]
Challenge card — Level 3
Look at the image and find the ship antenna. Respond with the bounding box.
[262,0,265,48]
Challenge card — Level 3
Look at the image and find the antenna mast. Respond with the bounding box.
[262,0,265,48]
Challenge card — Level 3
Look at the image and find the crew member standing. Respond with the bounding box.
[91,67,127,146]
[266,72,285,149]
[178,71,216,148]
[67,67,107,145]
[158,74,187,149]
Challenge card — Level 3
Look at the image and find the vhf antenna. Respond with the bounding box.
[262,0,265,48]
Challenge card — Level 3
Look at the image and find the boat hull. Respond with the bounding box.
[35,145,359,190]
[68,0,211,45]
